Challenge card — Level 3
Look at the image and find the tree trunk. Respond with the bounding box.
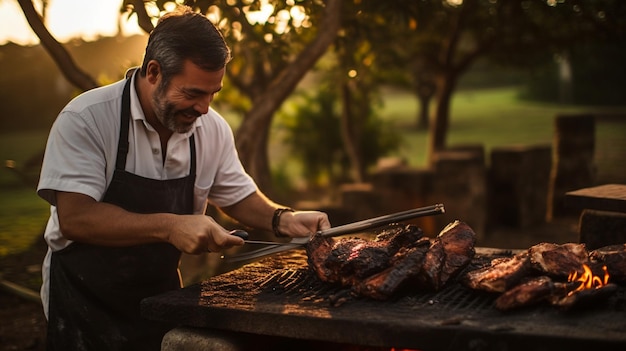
[130,0,154,33]
[340,82,364,183]
[17,0,98,91]
[415,80,434,130]
[235,0,342,194]
[427,73,457,166]
[417,93,430,130]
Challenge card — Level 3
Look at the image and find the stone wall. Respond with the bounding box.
[298,114,600,241]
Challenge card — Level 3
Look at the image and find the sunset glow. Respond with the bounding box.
[0,0,143,46]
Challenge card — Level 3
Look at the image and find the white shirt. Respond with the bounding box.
[37,74,257,316]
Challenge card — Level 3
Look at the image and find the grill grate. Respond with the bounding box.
[254,265,498,312]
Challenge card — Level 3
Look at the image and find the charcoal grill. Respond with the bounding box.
[142,248,626,350]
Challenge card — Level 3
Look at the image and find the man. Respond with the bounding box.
[37,6,330,351]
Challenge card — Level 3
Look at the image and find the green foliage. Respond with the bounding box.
[0,187,48,257]
[280,83,401,187]
[520,42,626,106]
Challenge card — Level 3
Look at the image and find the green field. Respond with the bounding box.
[381,86,626,169]
[1,86,625,257]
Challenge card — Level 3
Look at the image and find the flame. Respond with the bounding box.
[567,264,609,294]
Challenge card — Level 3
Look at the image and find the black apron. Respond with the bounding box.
[46,77,196,351]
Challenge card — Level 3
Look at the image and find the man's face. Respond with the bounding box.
[151,60,224,134]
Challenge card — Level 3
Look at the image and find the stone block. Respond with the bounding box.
[431,150,487,240]
[488,144,552,229]
[548,114,596,219]
[579,209,626,250]
[161,327,244,351]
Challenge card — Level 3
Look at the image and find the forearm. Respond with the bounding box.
[55,191,244,253]
[220,191,278,232]
[221,191,331,238]
[56,191,177,246]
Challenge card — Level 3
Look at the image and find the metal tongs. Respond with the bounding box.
[224,203,445,263]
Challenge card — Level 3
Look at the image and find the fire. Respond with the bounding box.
[567,264,609,294]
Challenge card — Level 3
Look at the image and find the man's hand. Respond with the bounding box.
[166,214,244,254]
[278,210,331,238]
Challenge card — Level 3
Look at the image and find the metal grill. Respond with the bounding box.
[143,249,626,350]
[253,265,498,313]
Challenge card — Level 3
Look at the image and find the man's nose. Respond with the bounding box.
[194,101,209,115]
[194,95,213,115]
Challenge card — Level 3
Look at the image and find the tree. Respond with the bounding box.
[16,0,624,189]
[358,0,626,165]
[18,0,342,195]
[120,0,343,193]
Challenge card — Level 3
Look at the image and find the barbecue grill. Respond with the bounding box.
[142,248,626,351]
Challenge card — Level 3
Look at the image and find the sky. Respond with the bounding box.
[0,0,143,46]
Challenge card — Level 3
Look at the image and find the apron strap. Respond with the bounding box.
[115,77,132,171]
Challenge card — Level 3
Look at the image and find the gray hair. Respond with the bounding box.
[140,6,231,87]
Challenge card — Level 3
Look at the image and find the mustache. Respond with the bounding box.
[179,107,202,118]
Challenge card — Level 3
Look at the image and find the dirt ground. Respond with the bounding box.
[0,216,580,351]
[0,236,47,351]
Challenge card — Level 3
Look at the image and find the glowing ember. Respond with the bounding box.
[567,264,610,295]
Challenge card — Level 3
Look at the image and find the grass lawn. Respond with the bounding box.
[0,130,50,256]
[382,86,626,168]
[1,86,625,257]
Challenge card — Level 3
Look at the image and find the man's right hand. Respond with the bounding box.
[166,214,245,254]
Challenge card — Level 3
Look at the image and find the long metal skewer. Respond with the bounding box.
[225,203,445,263]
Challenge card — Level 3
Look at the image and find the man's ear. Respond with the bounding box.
[146,60,161,84]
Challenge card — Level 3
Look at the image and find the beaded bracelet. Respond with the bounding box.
[272,208,294,237]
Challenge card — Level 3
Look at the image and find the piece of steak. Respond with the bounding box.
[306,224,424,287]
[589,244,626,283]
[551,283,618,311]
[495,276,558,311]
[462,252,532,293]
[353,238,430,300]
[528,242,589,278]
[415,220,477,291]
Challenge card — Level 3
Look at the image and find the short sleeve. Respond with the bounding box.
[37,109,109,206]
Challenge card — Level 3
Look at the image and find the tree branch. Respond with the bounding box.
[130,0,155,33]
[16,0,98,91]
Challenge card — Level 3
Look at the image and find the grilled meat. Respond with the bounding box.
[552,283,618,310]
[461,252,532,293]
[416,220,477,291]
[495,276,557,311]
[354,238,430,300]
[589,244,626,283]
[306,233,335,284]
[308,221,476,299]
[529,243,589,278]
[306,224,424,287]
